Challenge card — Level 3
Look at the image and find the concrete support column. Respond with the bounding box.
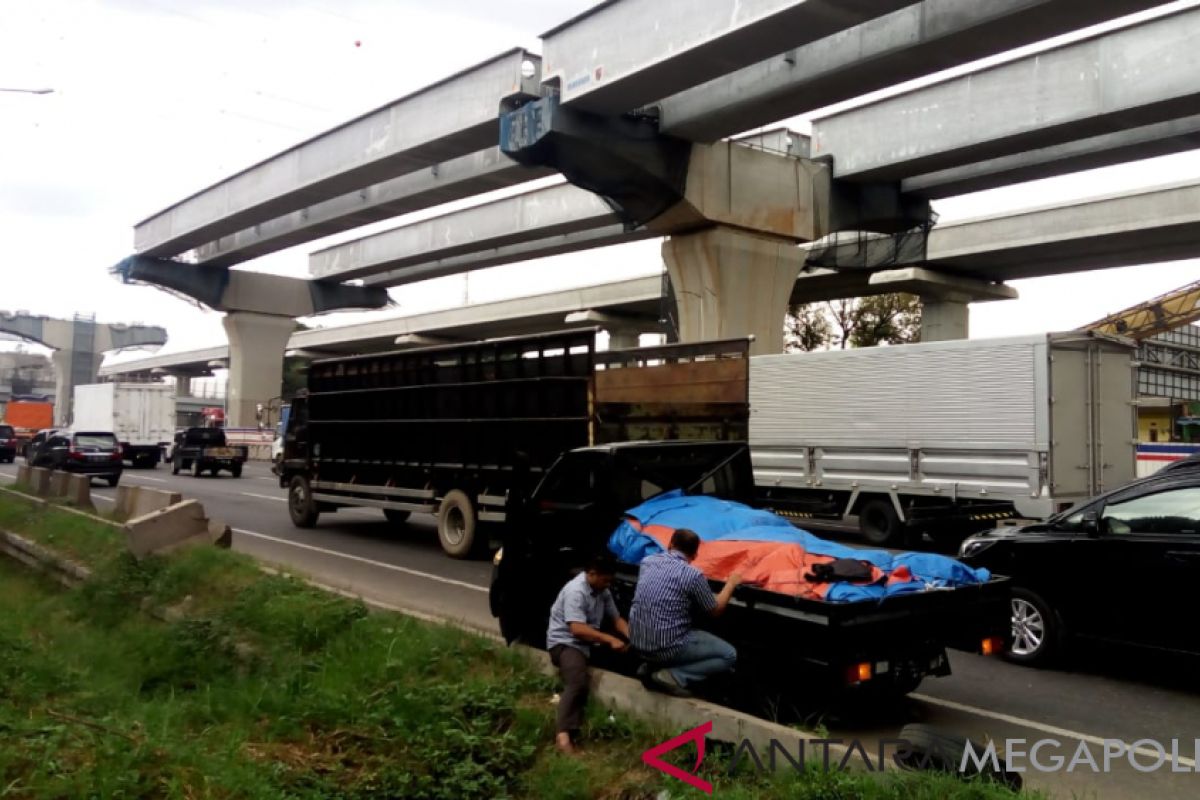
[607,329,641,350]
[50,349,97,425]
[221,312,295,428]
[663,227,804,356]
[920,299,970,342]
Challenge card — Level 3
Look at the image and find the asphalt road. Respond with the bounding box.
[3,460,1199,799]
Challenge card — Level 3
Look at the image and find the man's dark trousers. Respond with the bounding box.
[549,644,589,735]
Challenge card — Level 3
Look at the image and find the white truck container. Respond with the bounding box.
[72,383,176,468]
[750,332,1137,546]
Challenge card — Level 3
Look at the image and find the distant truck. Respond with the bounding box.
[3,399,54,454]
[751,332,1138,546]
[72,383,176,468]
[171,427,248,478]
[279,330,751,557]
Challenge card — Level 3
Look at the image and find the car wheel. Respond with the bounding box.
[288,475,320,528]
[436,490,477,558]
[383,508,410,526]
[106,475,120,487]
[859,498,904,546]
[172,458,181,475]
[192,459,203,478]
[1006,587,1062,667]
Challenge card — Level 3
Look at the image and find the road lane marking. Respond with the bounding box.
[125,475,168,483]
[232,528,488,594]
[242,492,286,503]
[911,694,1197,768]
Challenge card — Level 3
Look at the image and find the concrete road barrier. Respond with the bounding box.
[29,467,51,497]
[64,474,95,511]
[124,499,232,559]
[49,470,71,497]
[16,464,31,487]
[115,485,182,520]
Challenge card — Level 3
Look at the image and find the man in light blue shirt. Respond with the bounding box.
[546,554,630,753]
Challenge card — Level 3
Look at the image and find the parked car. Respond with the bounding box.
[0,424,17,463]
[28,430,122,486]
[960,470,1200,666]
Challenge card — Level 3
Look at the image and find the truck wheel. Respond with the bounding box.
[1006,586,1062,667]
[288,475,320,528]
[231,463,243,478]
[437,490,477,558]
[171,458,181,475]
[383,509,410,526]
[859,498,903,546]
[192,459,203,478]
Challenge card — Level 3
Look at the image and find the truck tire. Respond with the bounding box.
[172,457,181,475]
[288,475,320,528]
[859,498,903,546]
[437,490,477,558]
[1006,586,1062,667]
[231,463,243,478]
[191,459,203,478]
[383,509,410,526]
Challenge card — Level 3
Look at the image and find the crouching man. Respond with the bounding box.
[546,554,630,754]
[629,529,741,697]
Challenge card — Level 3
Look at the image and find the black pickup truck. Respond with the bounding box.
[491,440,1010,699]
[170,428,248,478]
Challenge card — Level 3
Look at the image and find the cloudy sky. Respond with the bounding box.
[2,0,1199,368]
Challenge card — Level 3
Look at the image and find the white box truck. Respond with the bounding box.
[750,332,1137,547]
[72,383,176,468]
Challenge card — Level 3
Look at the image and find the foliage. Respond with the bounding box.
[785,295,922,352]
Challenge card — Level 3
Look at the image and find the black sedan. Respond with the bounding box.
[959,470,1200,666]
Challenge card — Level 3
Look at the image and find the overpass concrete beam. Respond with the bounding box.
[812,5,1200,182]
[134,49,542,257]
[658,0,1164,142]
[542,0,914,113]
[191,148,554,267]
[663,227,804,356]
[867,267,1017,304]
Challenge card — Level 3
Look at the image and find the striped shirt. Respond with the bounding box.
[546,572,620,657]
[629,550,717,658]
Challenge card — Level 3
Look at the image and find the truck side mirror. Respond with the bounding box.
[1082,510,1101,537]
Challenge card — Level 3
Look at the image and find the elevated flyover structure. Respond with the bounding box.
[0,312,166,424]
[117,0,1192,392]
[101,275,666,380]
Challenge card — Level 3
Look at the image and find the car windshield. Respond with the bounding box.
[73,433,117,449]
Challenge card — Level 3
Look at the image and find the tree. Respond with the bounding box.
[783,294,922,352]
[783,303,831,352]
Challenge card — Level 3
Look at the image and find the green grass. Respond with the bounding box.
[0,497,1034,799]
[0,488,124,565]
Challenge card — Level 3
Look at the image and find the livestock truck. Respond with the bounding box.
[278,329,751,557]
[751,332,1138,546]
[72,383,176,468]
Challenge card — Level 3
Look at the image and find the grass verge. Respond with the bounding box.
[0,496,1034,799]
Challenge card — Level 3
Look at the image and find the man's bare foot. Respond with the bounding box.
[555,731,576,754]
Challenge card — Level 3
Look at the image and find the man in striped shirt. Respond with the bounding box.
[629,528,741,697]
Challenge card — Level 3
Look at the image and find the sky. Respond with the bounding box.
[2,0,1199,372]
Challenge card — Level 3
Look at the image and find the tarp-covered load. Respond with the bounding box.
[608,491,990,602]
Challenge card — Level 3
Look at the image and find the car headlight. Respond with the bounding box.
[958,537,997,559]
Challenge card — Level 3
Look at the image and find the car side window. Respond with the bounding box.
[1101,487,1200,536]
[539,456,603,506]
[48,436,70,448]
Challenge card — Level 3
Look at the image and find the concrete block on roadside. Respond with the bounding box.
[124,499,232,559]
[16,464,31,487]
[115,485,182,520]
[65,474,95,511]
[49,470,71,498]
[29,467,51,497]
